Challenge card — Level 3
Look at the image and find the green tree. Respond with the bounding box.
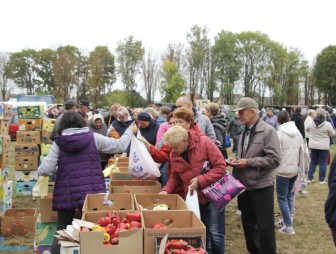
[116,36,145,105]
[53,45,81,102]
[160,60,187,102]
[314,45,336,105]
[34,48,56,94]
[87,46,116,108]
[6,49,38,94]
[103,90,147,108]
[213,31,241,104]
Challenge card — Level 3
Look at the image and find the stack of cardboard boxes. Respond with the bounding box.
[0,102,13,212]
[15,105,44,196]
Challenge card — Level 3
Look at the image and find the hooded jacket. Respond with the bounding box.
[275,121,304,178]
[38,127,133,210]
[325,155,336,230]
[306,119,335,150]
[89,114,108,136]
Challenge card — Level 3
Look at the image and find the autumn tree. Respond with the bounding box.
[142,49,160,103]
[5,49,38,94]
[314,45,336,105]
[185,25,211,102]
[53,45,81,102]
[87,46,116,108]
[0,52,13,100]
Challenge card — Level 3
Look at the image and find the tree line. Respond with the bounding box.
[0,25,335,108]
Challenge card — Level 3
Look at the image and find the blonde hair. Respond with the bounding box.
[117,106,129,117]
[204,102,219,116]
[163,125,188,146]
[307,109,315,117]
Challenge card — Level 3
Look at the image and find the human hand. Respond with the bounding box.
[227,157,238,166]
[159,191,168,195]
[233,159,247,169]
[128,122,138,135]
[138,136,150,151]
[189,177,199,190]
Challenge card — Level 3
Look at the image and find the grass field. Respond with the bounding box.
[4,142,336,254]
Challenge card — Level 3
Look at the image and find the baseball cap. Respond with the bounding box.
[233,97,258,111]
[78,99,91,109]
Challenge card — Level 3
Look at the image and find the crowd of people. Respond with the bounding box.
[38,96,336,254]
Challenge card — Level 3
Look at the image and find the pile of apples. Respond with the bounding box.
[80,211,142,245]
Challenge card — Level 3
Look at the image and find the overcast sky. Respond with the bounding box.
[1,0,336,65]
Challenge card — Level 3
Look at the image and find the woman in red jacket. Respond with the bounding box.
[140,107,201,182]
[160,125,226,254]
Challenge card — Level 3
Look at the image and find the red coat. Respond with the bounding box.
[161,130,226,204]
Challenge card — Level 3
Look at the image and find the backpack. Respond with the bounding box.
[212,122,228,158]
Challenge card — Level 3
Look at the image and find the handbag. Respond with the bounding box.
[200,161,245,210]
[225,136,231,148]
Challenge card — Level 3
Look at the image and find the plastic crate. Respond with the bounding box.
[154,235,206,254]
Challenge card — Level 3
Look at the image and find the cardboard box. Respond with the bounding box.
[16,131,41,144]
[0,103,3,120]
[18,105,44,119]
[0,152,10,168]
[110,167,132,181]
[2,135,10,153]
[15,180,37,196]
[143,210,206,254]
[3,103,12,120]
[134,194,188,211]
[41,143,52,156]
[0,120,9,135]
[82,193,134,212]
[1,167,9,183]
[15,143,39,156]
[15,170,39,182]
[79,211,143,254]
[15,155,39,170]
[40,194,58,222]
[1,208,37,236]
[0,180,13,200]
[155,235,205,254]
[0,197,12,212]
[18,118,42,131]
[60,246,79,254]
[110,180,161,194]
[36,221,57,245]
[41,130,53,144]
[0,135,2,154]
[42,118,56,131]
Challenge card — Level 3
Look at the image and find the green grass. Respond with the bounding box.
[4,142,336,254]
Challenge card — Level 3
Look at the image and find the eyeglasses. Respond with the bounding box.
[168,121,176,125]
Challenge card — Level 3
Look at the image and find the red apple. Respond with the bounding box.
[105,224,116,236]
[126,211,141,223]
[130,221,142,229]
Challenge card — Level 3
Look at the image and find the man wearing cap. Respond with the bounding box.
[50,100,78,140]
[78,99,90,119]
[228,97,281,254]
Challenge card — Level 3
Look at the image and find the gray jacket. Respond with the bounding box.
[233,119,281,190]
[196,113,216,142]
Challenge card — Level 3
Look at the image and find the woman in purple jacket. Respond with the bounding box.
[160,125,227,254]
[38,111,137,254]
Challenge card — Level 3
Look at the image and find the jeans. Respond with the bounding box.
[331,227,336,247]
[308,149,329,181]
[238,186,276,254]
[276,175,297,226]
[199,202,225,254]
[232,135,240,154]
[159,162,168,187]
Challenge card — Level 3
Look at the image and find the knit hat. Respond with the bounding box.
[138,112,152,122]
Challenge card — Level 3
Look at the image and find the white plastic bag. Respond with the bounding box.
[128,133,160,179]
[186,187,200,219]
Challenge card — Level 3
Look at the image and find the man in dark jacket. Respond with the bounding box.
[137,112,160,145]
[325,155,336,247]
[291,107,305,139]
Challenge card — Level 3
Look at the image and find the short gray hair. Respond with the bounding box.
[315,108,326,118]
[163,125,188,146]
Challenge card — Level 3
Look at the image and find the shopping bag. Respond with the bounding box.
[32,176,49,197]
[186,187,200,219]
[200,161,245,210]
[225,136,231,148]
[129,134,160,179]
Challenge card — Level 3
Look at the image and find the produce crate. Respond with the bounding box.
[155,235,206,254]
